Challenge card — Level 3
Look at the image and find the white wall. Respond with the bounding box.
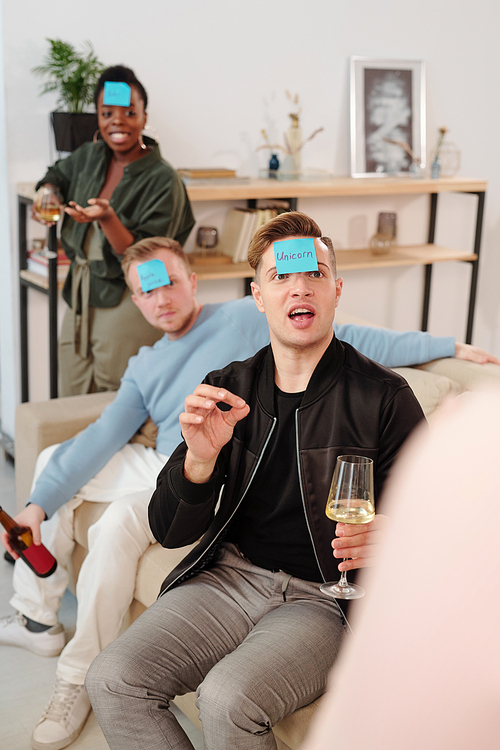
[1,0,499,437]
[0,1,13,438]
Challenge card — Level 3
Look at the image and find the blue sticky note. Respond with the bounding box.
[136,259,170,292]
[273,238,318,274]
[103,81,131,107]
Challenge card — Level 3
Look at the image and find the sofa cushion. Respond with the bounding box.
[391,366,461,417]
[416,358,500,392]
[15,391,116,509]
[134,542,197,609]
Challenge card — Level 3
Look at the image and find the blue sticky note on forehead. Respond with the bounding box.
[136,259,170,292]
[273,238,318,274]
[103,81,131,107]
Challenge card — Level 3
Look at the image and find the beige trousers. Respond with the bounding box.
[10,442,168,685]
[59,289,163,396]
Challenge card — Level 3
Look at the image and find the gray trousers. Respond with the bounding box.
[86,543,345,750]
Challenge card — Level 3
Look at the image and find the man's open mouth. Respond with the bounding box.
[289,307,315,321]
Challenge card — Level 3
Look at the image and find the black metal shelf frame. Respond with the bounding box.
[421,191,485,343]
[19,194,58,402]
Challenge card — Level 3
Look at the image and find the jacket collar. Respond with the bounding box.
[257,334,345,416]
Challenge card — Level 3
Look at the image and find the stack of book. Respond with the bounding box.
[27,248,71,281]
[177,168,249,185]
[219,208,280,263]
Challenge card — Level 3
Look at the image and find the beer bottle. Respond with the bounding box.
[0,506,57,577]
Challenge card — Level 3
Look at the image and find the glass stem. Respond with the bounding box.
[338,561,349,588]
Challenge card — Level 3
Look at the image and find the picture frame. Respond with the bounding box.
[350,57,426,178]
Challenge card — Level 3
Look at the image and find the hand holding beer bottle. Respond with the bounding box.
[0,505,57,577]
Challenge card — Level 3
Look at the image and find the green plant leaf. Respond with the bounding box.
[32,38,106,113]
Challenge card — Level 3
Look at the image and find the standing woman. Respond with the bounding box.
[33,65,195,396]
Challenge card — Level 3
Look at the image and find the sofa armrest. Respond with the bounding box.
[15,391,116,511]
[391,365,461,418]
[416,358,500,392]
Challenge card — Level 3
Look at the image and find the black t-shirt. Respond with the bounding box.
[228,385,323,582]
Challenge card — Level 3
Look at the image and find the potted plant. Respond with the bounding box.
[33,38,106,152]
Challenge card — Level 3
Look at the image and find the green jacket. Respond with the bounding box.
[37,139,195,309]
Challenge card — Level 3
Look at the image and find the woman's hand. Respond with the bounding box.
[65,198,113,224]
[0,504,46,558]
[31,203,56,227]
[31,183,62,227]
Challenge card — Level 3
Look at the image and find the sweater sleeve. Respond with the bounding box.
[334,323,455,367]
[28,371,149,519]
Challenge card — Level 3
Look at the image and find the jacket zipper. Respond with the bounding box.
[295,409,348,628]
[160,417,277,595]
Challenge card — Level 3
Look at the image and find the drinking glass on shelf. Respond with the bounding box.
[320,455,375,600]
[196,226,219,257]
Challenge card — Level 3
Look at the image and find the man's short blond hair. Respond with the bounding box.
[122,237,192,290]
[247,211,336,278]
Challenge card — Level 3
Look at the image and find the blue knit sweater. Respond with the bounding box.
[30,296,453,518]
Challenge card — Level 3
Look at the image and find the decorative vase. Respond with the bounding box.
[409,161,426,179]
[287,115,302,173]
[279,153,299,180]
[430,157,441,179]
[268,153,280,178]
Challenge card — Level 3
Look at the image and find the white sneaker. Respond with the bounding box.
[32,677,91,750]
[0,612,65,657]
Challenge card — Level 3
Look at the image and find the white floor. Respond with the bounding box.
[0,450,204,750]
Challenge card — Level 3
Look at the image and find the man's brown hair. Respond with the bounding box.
[122,237,191,290]
[247,211,336,277]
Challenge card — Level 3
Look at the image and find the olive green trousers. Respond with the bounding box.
[59,289,163,397]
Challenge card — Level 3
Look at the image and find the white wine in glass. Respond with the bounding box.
[320,455,374,600]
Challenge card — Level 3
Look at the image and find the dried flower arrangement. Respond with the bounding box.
[434,127,448,160]
[257,91,324,157]
[383,137,420,165]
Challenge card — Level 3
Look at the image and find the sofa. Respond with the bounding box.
[14,316,500,750]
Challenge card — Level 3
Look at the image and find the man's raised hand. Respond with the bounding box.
[180,385,250,483]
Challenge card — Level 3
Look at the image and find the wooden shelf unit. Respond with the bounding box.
[191,244,478,280]
[19,269,66,291]
[185,176,487,202]
[187,176,486,342]
[17,176,486,401]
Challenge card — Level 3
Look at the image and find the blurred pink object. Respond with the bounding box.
[303,390,500,750]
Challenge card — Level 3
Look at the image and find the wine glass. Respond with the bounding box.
[33,185,63,254]
[320,455,375,600]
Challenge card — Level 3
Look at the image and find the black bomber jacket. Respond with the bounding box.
[149,336,425,598]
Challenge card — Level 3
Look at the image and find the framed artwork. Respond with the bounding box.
[350,57,426,177]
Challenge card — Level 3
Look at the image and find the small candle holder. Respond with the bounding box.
[190,226,230,265]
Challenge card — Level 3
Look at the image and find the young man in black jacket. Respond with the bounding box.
[87,212,425,750]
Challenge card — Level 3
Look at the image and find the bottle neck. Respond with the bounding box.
[0,506,16,533]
